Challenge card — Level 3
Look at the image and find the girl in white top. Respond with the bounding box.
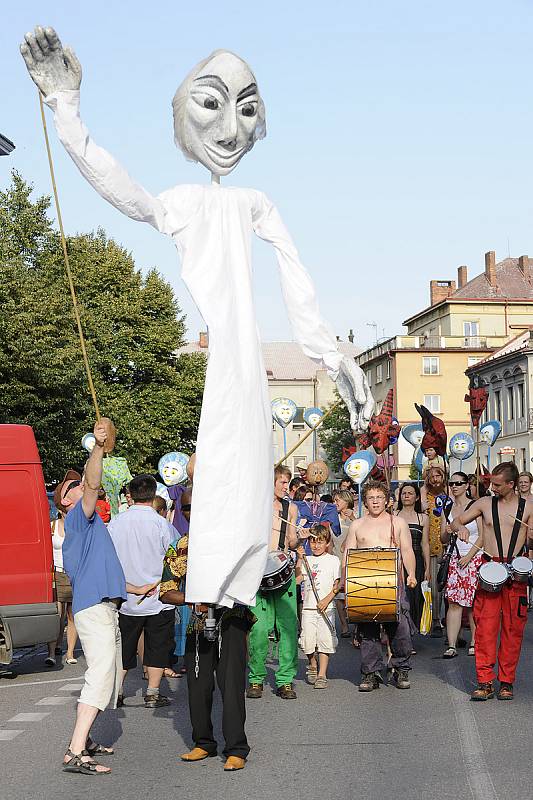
[440,472,482,659]
[46,514,78,666]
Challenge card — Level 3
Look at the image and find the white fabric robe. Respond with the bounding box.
[45,90,344,606]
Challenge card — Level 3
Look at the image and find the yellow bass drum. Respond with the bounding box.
[345,547,400,623]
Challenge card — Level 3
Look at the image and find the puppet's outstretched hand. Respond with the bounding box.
[335,356,374,434]
[21,26,81,97]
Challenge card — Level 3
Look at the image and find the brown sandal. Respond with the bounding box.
[62,749,111,775]
[86,737,114,756]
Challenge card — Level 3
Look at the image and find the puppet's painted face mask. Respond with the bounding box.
[184,53,261,176]
[158,452,189,486]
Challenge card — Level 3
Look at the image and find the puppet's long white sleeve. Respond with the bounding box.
[44,90,167,232]
[252,194,344,379]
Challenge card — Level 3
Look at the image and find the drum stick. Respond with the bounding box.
[300,552,337,635]
[507,515,533,530]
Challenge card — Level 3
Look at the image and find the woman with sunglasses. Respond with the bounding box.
[440,471,482,658]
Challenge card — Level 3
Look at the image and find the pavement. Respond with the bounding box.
[1,625,533,800]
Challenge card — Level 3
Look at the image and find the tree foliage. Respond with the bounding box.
[0,172,206,481]
[319,391,356,473]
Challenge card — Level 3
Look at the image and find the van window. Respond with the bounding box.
[0,469,40,544]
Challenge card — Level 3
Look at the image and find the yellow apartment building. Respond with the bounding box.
[356,252,533,479]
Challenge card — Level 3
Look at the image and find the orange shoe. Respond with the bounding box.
[224,756,246,771]
[180,747,215,762]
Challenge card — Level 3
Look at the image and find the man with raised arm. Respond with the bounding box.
[343,481,416,692]
[451,461,533,700]
[58,420,156,776]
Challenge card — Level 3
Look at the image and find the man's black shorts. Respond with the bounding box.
[119,609,175,670]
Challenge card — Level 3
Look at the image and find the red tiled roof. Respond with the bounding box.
[177,340,360,380]
[452,258,533,300]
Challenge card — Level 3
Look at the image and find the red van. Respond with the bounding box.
[0,424,60,666]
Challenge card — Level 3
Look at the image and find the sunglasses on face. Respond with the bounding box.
[63,479,81,498]
[449,481,467,487]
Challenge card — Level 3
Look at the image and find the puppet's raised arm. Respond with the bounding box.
[252,192,374,433]
[21,27,167,232]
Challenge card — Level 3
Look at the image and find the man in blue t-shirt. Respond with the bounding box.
[57,420,156,776]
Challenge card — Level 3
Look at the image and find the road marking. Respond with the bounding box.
[58,683,84,691]
[443,661,499,800]
[8,712,51,723]
[0,676,82,690]
[0,730,24,741]
[35,696,72,705]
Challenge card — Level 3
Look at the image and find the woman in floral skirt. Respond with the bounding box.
[440,471,482,658]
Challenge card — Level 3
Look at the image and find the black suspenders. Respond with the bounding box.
[278,498,290,549]
[491,496,526,562]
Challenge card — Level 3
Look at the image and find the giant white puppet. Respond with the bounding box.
[21,27,374,607]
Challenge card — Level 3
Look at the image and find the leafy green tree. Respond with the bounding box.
[0,172,205,480]
[319,392,356,473]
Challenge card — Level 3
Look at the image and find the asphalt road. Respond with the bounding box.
[1,624,533,800]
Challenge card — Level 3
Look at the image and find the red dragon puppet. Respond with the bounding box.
[357,389,401,455]
[464,375,488,428]
[415,403,447,457]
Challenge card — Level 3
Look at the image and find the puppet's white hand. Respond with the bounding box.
[335,356,374,434]
[21,26,81,97]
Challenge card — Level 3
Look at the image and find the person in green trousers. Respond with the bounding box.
[247,466,299,700]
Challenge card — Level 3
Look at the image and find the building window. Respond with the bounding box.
[366,369,372,388]
[495,390,501,420]
[468,357,481,367]
[507,387,514,421]
[518,383,525,418]
[386,359,391,380]
[464,321,479,337]
[522,449,527,471]
[424,394,441,413]
[292,406,305,430]
[422,357,439,375]
[376,364,383,383]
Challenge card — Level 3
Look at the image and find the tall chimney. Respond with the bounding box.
[485,251,497,287]
[518,255,530,283]
[457,265,468,288]
[348,329,354,343]
[199,331,209,348]
[430,279,456,306]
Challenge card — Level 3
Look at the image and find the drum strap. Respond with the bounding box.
[278,498,290,549]
[492,497,526,562]
[507,498,526,562]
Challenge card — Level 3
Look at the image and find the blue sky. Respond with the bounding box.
[3,1,533,350]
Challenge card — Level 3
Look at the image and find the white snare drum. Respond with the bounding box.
[260,550,294,592]
[478,561,509,593]
[510,556,533,583]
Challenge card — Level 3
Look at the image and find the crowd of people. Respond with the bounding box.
[48,422,533,775]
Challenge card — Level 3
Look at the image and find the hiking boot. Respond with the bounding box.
[358,672,381,692]
[246,683,263,699]
[393,669,410,689]
[470,681,495,701]
[276,683,297,699]
[498,682,514,700]
[144,693,170,708]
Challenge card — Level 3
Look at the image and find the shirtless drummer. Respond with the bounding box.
[343,481,417,692]
[451,462,533,700]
